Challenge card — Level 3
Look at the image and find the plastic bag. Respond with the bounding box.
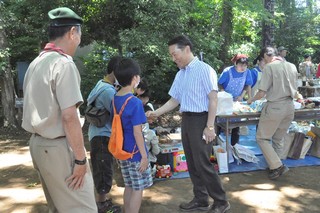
[300,137,313,159]
[233,144,259,164]
[216,91,233,115]
[249,99,266,112]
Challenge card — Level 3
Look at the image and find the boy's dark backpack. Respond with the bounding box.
[85,82,112,127]
[108,96,138,160]
[85,101,110,127]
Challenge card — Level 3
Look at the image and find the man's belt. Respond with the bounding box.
[182,111,208,116]
[34,133,66,139]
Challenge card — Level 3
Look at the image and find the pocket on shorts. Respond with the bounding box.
[265,102,287,117]
[37,142,73,176]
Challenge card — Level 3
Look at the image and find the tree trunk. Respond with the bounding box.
[262,0,275,47]
[218,0,233,72]
[0,18,18,128]
[0,70,18,128]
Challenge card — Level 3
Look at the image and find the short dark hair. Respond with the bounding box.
[231,54,249,65]
[168,35,193,52]
[236,58,249,65]
[304,54,311,59]
[114,58,141,87]
[106,56,123,75]
[137,79,148,91]
[138,89,151,99]
[48,25,80,40]
[259,46,277,58]
[253,55,262,65]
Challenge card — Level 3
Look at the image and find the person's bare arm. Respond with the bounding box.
[146,97,179,119]
[238,90,247,101]
[237,85,251,101]
[62,105,87,190]
[133,125,149,173]
[203,90,218,144]
[247,90,266,104]
[246,85,252,100]
[218,84,225,91]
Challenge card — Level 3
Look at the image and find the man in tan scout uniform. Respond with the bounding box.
[248,46,298,180]
[22,7,97,212]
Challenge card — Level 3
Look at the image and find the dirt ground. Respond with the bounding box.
[1,127,320,213]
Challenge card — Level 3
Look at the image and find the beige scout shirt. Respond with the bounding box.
[259,60,298,102]
[22,52,83,139]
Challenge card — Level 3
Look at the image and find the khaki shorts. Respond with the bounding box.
[29,135,97,213]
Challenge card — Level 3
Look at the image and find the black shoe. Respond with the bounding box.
[208,202,230,213]
[268,165,289,180]
[97,198,122,213]
[179,198,210,212]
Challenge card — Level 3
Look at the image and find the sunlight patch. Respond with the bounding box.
[0,152,32,167]
[0,188,45,212]
[232,189,283,211]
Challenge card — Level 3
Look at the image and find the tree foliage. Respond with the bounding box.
[274,0,320,65]
[1,0,320,118]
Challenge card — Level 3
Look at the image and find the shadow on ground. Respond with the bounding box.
[1,126,320,213]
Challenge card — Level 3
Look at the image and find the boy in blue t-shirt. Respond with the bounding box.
[113,58,153,213]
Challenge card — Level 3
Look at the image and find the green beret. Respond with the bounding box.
[48,7,83,27]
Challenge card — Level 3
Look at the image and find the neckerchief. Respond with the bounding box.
[40,43,67,57]
[271,56,283,62]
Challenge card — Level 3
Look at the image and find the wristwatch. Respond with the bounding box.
[207,125,214,130]
[75,157,87,165]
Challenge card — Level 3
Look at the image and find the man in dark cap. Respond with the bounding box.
[48,7,83,26]
[248,46,298,180]
[277,46,288,61]
[22,7,97,212]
